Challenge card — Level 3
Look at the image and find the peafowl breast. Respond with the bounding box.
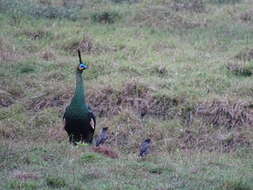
[63,50,96,145]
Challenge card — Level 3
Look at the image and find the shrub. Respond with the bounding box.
[46,176,66,188]
[91,11,121,24]
[19,66,35,74]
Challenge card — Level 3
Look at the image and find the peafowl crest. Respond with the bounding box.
[63,50,96,145]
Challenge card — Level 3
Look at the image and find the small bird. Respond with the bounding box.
[96,127,109,146]
[63,50,96,145]
[139,138,151,157]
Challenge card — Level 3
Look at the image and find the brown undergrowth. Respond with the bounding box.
[12,170,40,181]
[25,81,253,152]
[28,91,71,112]
[28,80,253,130]
[0,38,19,62]
[0,90,15,107]
[196,100,253,128]
[87,81,186,119]
[170,0,206,13]
[63,35,117,55]
[235,48,253,62]
[22,30,50,40]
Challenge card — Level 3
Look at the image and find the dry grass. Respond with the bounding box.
[226,62,253,77]
[170,0,206,13]
[62,34,117,55]
[12,170,40,181]
[0,0,253,189]
[133,6,202,31]
[235,48,253,62]
[87,81,186,120]
[196,100,253,128]
[240,9,253,22]
[0,38,19,62]
[0,90,15,107]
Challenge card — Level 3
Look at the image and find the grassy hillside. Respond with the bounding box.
[0,0,253,189]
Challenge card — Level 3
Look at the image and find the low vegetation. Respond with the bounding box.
[0,0,253,189]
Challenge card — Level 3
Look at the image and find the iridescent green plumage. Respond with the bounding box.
[63,51,96,145]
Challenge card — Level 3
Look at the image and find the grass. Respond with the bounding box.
[0,0,253,189]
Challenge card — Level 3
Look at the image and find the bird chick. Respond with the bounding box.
[96,127,109,146]
[139,138,151,157]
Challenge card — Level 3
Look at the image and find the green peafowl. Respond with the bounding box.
[63,50,96,145]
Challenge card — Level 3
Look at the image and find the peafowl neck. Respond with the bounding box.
[70,71,88,113]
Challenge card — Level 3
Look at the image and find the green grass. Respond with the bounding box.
[0,0,253,189]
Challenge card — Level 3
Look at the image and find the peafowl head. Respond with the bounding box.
[77,50,88,72]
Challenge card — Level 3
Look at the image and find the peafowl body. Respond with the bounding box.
[63,50,96,145]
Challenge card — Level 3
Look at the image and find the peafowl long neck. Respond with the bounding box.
[70,71,88,113]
